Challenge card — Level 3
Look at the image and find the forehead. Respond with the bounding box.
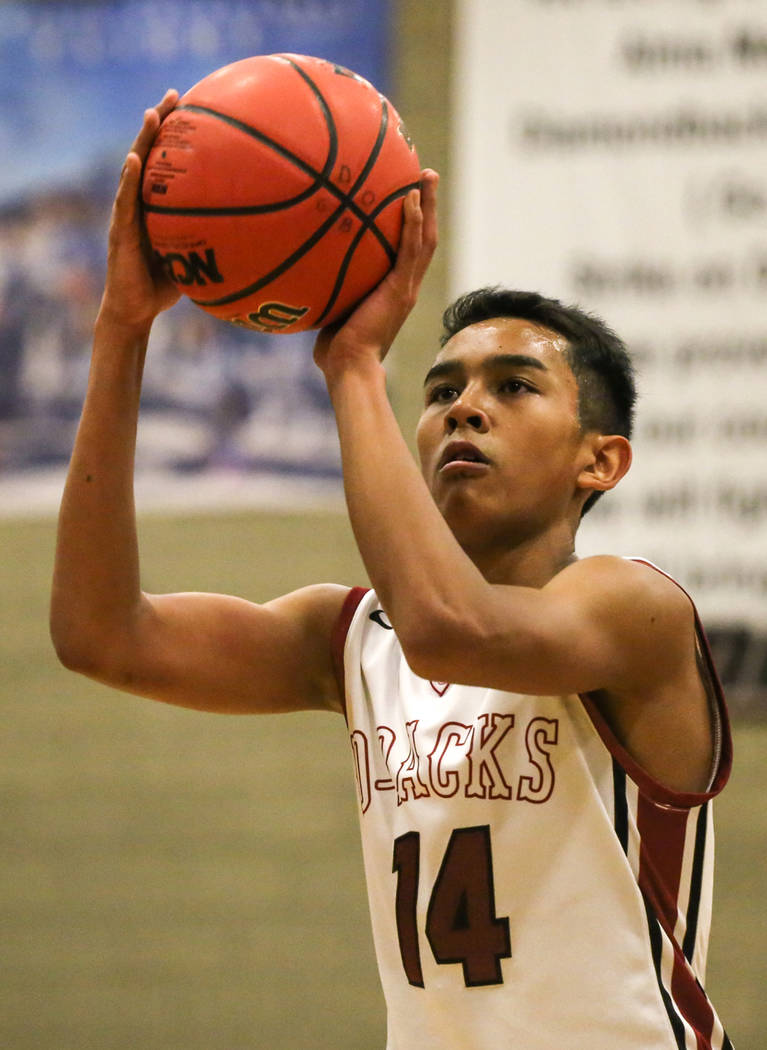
[431,317,573,376]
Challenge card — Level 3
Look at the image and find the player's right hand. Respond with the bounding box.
[98,90,182,334]
[314,168,438,381]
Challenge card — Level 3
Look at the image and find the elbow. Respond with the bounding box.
[51,626,136,691]
[402,646,446,684]
[50,619,99,676]
[396,593,513,685]
[49,605,113,679]
[397,610,472,684]
[50,606,155,695]
[50,594,86,672]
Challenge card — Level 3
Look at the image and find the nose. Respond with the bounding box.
[446,391,489,434]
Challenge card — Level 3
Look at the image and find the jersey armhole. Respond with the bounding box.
[580,558,733,807]
[330,586,370,722]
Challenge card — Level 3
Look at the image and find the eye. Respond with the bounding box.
[499,378,534,396]
[426,383,460,405]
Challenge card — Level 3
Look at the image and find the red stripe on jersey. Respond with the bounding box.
[635,800,720,1047]
[636,794,688,936]
[330,586,369,721]
[669,944,716,1049]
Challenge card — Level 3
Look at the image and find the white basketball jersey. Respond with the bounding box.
[332,571,733,1050]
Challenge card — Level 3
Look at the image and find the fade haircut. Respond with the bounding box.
[440,287,637,515]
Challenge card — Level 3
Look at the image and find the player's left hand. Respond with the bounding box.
[99,89,182,335]
[313,169,438,378]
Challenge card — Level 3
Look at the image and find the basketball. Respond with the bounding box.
[141,53,421,334]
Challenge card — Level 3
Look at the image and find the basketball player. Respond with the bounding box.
[51,93,733,1048]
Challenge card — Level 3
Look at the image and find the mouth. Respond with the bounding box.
[437,441,491,474]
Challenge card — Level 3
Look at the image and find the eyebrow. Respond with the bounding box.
[423,353,549,387]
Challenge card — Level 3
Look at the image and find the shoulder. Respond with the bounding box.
[544,555,697,691]
[546,555,692,622]
[265,582,354,638]
[259,583,353,713]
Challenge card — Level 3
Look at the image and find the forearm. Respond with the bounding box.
[314,167,453,663]
[327,359,489,655]
[50,313,151,667]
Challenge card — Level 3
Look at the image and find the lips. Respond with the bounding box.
[437,441,491,471]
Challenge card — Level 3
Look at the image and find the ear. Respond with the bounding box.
[576,433,632,500]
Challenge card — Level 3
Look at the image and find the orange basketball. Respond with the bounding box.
[141,53,420,334]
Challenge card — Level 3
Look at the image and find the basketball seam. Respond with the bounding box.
[314,181,420,325]
[190,179,419,312]
[145,97,384,237]
[146,56,339,217]
[282,56,398,261]
[190,200,349,307]
[144,103,332,215]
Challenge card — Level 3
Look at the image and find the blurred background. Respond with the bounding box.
[1,1,764,1047]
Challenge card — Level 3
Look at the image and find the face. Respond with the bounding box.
[416,317,594,549]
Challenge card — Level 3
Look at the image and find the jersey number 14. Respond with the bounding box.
[392,825,511,988]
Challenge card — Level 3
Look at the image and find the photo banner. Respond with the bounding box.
[452,0,767,712]
[0,0,390,513]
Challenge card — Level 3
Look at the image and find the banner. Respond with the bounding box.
[452,0,767,712]
[0,0,389,513]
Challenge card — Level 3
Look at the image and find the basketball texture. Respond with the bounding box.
[141,54,421,333]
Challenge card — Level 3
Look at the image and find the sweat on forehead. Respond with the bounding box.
[426,318,574,383]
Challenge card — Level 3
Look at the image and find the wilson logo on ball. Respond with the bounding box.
[234,302,310,332]
[154,248,225,287]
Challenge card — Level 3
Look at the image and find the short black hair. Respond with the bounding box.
[440,287,637,514]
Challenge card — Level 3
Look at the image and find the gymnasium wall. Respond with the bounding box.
[1,2,763,1049]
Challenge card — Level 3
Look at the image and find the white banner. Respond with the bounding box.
[452,0,767,640]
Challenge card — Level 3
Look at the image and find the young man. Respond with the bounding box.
[51,94,732,1049]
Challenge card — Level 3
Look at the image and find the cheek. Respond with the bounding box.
[535,397,581,444]
[415,421,429,470]
[512,413,581,475]
[415,412,437,467]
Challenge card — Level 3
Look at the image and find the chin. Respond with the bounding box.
[439,495,498,541]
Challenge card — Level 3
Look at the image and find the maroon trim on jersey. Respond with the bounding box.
[330,586,369,723]
[612,763,730,1046]
[635,799,723,1047]
[641,888,721,1049]
[668,954,717,1048]
[581,692,726,809]
[637,795,689,930]
[580,559,732,809]
[599,559,735,1044]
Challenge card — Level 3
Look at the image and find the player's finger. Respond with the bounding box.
[395,171,438,293]
[392,187,424,282]
[128,89,178,161]
[127,108,160,164]
[419,169,439,255]
[109,152,142,235]
[155,88,179,118]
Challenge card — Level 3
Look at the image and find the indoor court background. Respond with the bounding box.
[1,3,764,1049]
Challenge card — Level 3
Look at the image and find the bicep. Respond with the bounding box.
[94,583,350,714]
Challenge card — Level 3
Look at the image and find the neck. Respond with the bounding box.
[459,518,579,587]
